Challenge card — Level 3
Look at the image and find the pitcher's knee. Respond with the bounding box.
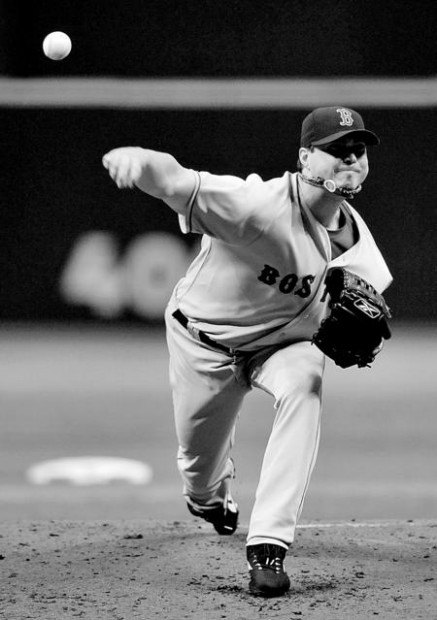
[275,366,322,400]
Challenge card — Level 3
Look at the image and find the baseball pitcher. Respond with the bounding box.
[103,106,393,597]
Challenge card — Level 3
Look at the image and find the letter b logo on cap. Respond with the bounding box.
[337,108,354,127]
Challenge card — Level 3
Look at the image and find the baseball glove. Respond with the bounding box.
[312,267,392,368]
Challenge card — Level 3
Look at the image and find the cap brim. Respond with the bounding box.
[311,129,380,146]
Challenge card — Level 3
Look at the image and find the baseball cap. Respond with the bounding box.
[301,106,380,148]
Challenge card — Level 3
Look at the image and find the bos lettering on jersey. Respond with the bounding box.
[258,264,315,298]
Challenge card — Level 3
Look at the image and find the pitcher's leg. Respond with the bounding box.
[165,304,250,505]
[247,341,325,547]
[174,381,245,505]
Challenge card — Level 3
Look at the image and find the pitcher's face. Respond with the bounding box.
[301,138,369,190]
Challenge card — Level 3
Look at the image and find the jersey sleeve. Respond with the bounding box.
[178,171,269,245]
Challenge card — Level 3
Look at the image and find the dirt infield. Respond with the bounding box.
[0,519,435,620]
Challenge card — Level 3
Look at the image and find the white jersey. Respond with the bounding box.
[173,170,392,351]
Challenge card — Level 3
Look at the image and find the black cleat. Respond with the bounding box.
[186,496,239,535]
[247,543,291,597]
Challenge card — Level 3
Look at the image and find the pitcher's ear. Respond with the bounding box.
[299,147,310,169]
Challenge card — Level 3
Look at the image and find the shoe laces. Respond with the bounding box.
[248,545,286,574]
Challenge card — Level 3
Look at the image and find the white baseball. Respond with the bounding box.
[42,31,72,61]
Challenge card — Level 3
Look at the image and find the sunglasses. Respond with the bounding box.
[319,143,367,160]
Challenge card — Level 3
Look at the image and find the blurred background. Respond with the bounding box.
[0,0,435,522]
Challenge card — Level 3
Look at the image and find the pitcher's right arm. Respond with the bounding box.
[102,147,197,214]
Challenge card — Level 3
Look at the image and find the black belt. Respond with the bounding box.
[172,309,233,356]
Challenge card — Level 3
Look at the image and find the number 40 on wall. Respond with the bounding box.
[59,231,196,320]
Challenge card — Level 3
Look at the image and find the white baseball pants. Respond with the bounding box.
[165,300,325,548]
